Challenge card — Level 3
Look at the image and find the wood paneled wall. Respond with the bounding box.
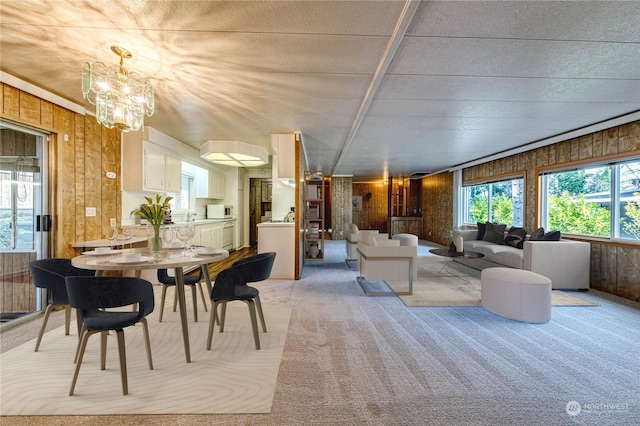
[330,176,352,240]
[460,120,640,302]
[420,172,453,246]
[351,182,389,234]
[1,83,122,259]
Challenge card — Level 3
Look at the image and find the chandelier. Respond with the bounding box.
[82,45,154,132]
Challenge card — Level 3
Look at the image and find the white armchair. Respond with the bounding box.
[345,224,388,268]
[356,232,417,296]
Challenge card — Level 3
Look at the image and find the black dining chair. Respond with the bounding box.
[64,276,155,396]
[206,252,276,351]
[29,258,95,352]
[157,267,208,322]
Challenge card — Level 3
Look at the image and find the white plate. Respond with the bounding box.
[82,249,121,256]
[109,256,154,264]
[194,247,225,255]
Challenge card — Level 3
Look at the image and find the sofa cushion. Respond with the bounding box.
[476,222,487,240]
[362,231,377,246]
[483,222,506,244]
[529,227,545,241]
[504,227,527,249]
[475,244,524,269]
[541,230,562,241]
[349,223,359,234]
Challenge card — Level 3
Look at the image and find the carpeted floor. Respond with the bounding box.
[1,240,638,425]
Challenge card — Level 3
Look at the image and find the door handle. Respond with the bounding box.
[42,214,52,232]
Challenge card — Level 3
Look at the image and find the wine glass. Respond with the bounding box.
[162,226,174,247]
[105,226,118,248]
[176,226,191,256]
[121,228,132,250]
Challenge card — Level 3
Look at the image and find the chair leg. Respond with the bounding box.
[246,300,261,350]
[34,304,55,352]
[197,282,209,312]
[75,309,82,337]
[139,318,153,370]
[115,329,128,396]
[100,331,108,370]
[206,302,220,350]
[173,288,178,312]
[159,285,168,322]
[64,305,71,336]
[74,325,87,363]
[255,296,267,332]
[69,329,98,396]
[219,301,227,332]
[191,285,198,322]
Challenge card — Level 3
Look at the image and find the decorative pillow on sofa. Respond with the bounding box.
[349,223,359,234]
[529,227,545,241]
[483,222,506,245]
[541,230,562,241]
[476,222,487,240]
[504,227,527,249]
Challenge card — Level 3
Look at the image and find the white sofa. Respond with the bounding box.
[457,229,590,291]
[356,232,418,295]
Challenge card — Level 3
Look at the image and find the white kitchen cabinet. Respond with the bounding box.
[198,226,212,247]
[195,167,226,199]
[122,134,182,193]
[211,222,222,248]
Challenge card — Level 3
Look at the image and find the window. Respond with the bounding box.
[173,173,195,211]
[462,177,524,226]
[540,158,640,241]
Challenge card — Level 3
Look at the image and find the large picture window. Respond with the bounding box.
[462,177,524,226]
[540,158,640,241]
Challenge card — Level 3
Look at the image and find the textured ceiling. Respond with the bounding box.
[1,0,639,181]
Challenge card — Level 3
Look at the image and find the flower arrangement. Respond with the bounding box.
[131,194,173,226]
[131,194,172,256]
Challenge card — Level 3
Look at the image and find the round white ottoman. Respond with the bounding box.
[481,267,552,323]
[391,233,418,246]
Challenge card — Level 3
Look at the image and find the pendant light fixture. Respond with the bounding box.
[82,45,154,132]
[200,140,269,167]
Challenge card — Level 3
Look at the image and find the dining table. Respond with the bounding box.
[71,248,229,363]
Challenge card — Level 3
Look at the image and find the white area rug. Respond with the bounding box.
[386,255,598,307]
[0,300,291,415]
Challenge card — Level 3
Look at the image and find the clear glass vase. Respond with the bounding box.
[151,226,162,261]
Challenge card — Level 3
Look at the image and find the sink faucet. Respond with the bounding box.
[187,212,196,222]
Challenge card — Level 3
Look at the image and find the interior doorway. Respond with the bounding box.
[0,122,49,327]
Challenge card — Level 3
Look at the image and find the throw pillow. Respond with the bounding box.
[476,222,487,240]
[529,227,545,241]
[483,222,506,245]
[541,230,562,241]
[504,227,527,249]
[349,223,359,234]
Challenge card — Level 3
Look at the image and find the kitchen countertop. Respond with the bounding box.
[257,221,295,227]
[123,218,236,227]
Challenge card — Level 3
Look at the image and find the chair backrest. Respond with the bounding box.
[29,258,95,305]
[231,252,276,283]
[211,252,276,300]
[65,276,154,319]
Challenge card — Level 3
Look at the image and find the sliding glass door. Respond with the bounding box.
[0,122,48,326]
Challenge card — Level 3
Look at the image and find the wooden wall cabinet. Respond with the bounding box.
[390,216,422,237]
